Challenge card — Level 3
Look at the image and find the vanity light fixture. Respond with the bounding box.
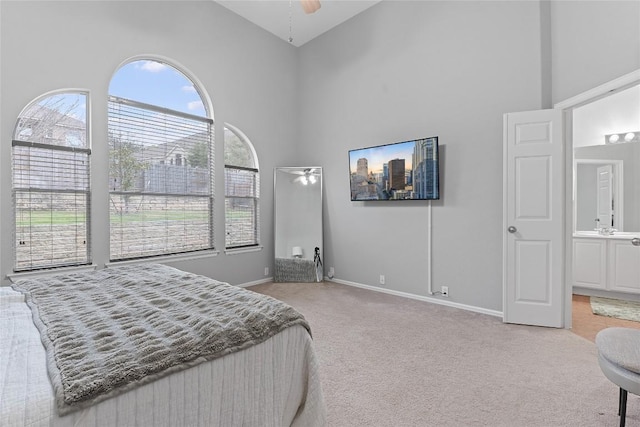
[605,131,640,144]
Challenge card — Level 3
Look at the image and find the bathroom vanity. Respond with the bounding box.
[573,233,640,294]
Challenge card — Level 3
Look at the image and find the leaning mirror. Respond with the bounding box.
[274,167,323,282]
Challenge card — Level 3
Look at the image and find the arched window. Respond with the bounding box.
[224,124,259,249]
[108,59,213,260]
[12,91,90,271]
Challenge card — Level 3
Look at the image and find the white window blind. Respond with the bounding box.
[12,93,90,271]
[108,96,214,260]
[224,126,259,249]
[225,167,259,248]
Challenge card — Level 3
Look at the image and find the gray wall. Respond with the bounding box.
[551,0,640,103]
[0,0,297,285]
[1,1,638,313]
[296,0,638,312]
[297,1,545,310]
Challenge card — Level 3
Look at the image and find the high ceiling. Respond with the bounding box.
[214,0,382,47]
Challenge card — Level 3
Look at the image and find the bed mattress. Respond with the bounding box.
[0,285,325,427]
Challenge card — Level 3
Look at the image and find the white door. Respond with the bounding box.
[503,109,564,327]
[596,165,613,228]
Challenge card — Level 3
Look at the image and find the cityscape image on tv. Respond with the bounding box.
[349,137,439,201]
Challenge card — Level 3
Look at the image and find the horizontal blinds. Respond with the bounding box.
[110,195,211,260]
[225,166,259,248]
[12,142,90,271]
[108,96,214,260]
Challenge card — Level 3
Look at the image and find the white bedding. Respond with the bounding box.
[0,286,326,427]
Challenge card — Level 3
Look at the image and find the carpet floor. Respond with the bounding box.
[250,281,638,426]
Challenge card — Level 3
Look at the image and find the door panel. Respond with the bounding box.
[609,240,640,292]
[573,239,607,289]
[504,109,564,327]
[516,156,551,219]
[515,240,551,303]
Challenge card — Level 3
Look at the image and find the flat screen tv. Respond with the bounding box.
[349,136,439,201]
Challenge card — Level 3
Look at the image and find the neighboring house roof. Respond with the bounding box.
[139,131,209,165]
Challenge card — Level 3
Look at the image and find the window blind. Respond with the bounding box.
[225,166,259,248]
[12,142,91,271]
[108,96,214,260]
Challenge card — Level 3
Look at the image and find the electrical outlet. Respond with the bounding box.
[328,267,335,278]
[264,267,269,276]
[380,275,385,285]
[441,286,449,297]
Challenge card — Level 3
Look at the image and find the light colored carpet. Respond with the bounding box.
[250,281,638,426]
[591,296,640,323]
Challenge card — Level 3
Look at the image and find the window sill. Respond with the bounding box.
[8,264,99,283]
[224,246,263,256]
[106,250,220,267]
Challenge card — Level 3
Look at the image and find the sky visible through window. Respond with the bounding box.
[109,60,206,117]
[30,93,87,124]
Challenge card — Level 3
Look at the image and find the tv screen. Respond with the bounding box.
[349,136,439,201]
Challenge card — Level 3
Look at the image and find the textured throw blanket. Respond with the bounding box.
[11,264,310,416]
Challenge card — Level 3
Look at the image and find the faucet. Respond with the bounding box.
[598,226,617,236]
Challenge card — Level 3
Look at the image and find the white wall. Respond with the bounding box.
[0,0,297,285]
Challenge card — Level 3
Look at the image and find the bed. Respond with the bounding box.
[0,264,326,427]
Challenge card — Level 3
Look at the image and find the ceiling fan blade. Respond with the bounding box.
[300,0,321,14]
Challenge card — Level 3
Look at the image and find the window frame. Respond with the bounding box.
[107,59,215,262]
[11,90,91,272]
[224,124,261,252]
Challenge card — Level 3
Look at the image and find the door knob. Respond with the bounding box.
[508,226,517,233]
[632,238,640,247]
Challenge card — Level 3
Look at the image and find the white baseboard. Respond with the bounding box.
[236,277,273,288]
[325,277,503,318]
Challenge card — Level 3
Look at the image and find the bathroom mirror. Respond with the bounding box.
[574,142,639,233]
[273,167,323,282]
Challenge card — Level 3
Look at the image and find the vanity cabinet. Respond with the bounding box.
[573,236,640,294]
[573,238,607,290]
[608,240,640,293]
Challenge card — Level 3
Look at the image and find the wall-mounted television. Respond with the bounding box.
[349,136,439,201]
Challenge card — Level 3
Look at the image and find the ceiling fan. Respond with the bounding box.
[292,168,320,185]
[287,0,321,43]
[300,0,321,14]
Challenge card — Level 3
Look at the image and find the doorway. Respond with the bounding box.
[556,70,640,331]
